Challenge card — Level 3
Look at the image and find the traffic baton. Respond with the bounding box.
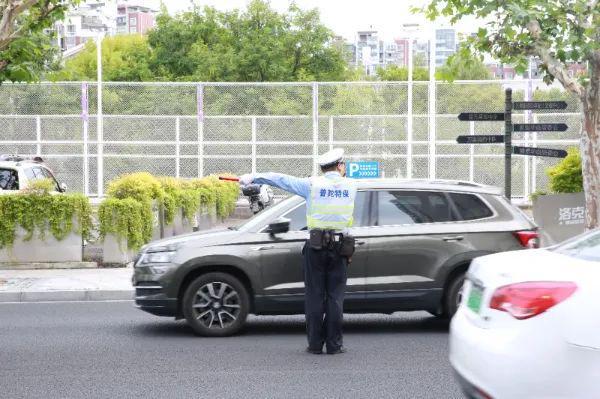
[218,176,239,182]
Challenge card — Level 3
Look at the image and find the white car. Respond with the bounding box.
[450,229,600,399]
[0,155,66,193]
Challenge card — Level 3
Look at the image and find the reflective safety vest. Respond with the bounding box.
[307,175,357,230]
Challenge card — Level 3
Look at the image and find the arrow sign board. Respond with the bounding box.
[513,123,568,132]
[513,101,568,110]
[513,146,567,158]
[458,112,505,121]
[457,135,504,144]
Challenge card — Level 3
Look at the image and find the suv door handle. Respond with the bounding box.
[356,240,366,246]
[442,236,464,242]
[252,245,276,251]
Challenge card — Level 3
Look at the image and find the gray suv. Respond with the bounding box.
[133,179,538,336]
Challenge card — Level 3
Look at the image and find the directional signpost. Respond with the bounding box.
[456,135,504,144]
[456,89,569,199]
[458,112,505,121]
[513,123,568,132]
[513,101,567,110]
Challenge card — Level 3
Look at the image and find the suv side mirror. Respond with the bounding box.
[58,182,67,193]
[267,218,290,236]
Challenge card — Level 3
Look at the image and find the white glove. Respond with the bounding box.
[239,174,254,186]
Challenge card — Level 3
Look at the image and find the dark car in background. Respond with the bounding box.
[132,179,538,336]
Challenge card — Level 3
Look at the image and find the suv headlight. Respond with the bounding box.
[140,251,176,264]
[136,244,179,274]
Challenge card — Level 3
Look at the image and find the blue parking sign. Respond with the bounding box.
[346,161,380,179]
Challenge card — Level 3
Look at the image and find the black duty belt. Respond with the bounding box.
[308,229,355,257]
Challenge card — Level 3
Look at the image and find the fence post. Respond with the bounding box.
[35,116,42,155]
[328,116,334,150]
[312,82,319,176]
[428,31,436,179]
[407,39,414,179]
[175,116,180,178]
[81,82,89,196]
[96,35,105,196]
[251,116,257,174]
[197,84,204,178]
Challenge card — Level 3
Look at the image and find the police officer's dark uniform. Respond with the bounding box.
[239,148,357,354]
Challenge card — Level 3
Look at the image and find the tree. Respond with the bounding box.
[0,0,78,84]
[436,51,492,80]
[147,0,348,82]
[52,35,153,81]
[421,0,600,229]
[376,64,429,81]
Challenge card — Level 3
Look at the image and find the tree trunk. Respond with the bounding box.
[581,88,600,230]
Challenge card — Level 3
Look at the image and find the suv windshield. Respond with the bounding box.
[552,229,600,262]
[234,196,302,231]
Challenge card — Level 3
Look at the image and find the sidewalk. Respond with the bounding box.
[0,266,134,302]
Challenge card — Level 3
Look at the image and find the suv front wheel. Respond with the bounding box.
[182,272,250,337]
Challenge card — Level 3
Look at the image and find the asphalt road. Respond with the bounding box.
[0,302,463,399]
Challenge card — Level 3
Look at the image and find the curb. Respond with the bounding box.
[0,289,134,302]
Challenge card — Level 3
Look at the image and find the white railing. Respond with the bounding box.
[0,81,581,198]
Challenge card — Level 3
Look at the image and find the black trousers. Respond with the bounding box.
[302,241,348,352]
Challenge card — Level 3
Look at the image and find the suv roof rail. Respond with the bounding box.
[0,154,44,163]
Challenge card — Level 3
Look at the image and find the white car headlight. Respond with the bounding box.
[141,251,176,264]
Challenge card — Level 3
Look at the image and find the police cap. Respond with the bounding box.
[317,148,344,168]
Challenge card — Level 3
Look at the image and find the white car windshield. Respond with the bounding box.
[553,229,600,262]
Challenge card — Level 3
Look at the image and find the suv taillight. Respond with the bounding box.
[513,230,539,249]
[489,281,577,320]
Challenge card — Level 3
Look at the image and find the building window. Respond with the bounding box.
[67,24,76,34]
[129,17,137,26]
[117,17,126,25]
[130,26,137,33]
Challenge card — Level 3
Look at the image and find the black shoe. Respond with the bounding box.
[326,347,346,355]
[306,347,323,355]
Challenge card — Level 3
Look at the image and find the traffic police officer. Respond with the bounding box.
[239,148,357,355]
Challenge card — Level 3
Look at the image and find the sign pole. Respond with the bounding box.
[504,88,512,200]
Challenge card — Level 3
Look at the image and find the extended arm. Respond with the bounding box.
[247,173,311,199]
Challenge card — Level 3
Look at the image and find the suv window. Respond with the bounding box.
[376,190,457,225]
[281,191,369,231]
[0,168,19,190]
[448,193,493,220]
[24,168,36,180]
[40,167,60,191]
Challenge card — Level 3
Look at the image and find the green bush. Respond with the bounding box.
[99,173,239,250]
[186,178,217,208]
[158,176,203,224]
[0,190,92,249]
[547,147,583,193]
[106,172,163,202]
[207,175,240,219]
[98,198,153,251]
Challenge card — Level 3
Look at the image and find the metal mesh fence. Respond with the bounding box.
[0,81,581,198]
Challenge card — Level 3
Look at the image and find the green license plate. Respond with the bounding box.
[467,285,483,314]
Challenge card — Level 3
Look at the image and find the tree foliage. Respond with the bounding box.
[0,0,79,84]
[146,0,348,82]
[436,51,492,80]
[52,35,153,81]
[376,64,429,81]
